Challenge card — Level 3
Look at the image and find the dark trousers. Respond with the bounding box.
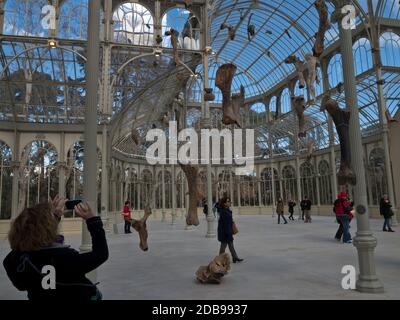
[383,218,392,230]
[124,220,131,233]
[288,211,294,220]
[335,218,352,240]
[219,241,239,260]
[278,214,287,224]
[301,210,305,220]
[337,215,351,242]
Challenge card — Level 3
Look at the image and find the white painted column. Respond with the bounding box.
[101,124,109,220]
[161,165,166,221]
[171,164,177,225]
[11,131,20,218]
[58,132,66,198]
[333,0,383,293]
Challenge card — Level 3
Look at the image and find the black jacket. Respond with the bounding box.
[380,200,393,219]
[217,207,234,243]
[3,216,108,300]
[300,200,312,210]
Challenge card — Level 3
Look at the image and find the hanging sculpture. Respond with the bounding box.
[320,95,356,186]
[292,95,307,137]
[215,63,243,127]
[196,253,231,284]
[247,13,256,41]
[182,13,200,50]
[204,88,215,102]
[131,127,140,145]
[183,0,193,9]
[306,140,315,163]
[313,0,331,57]
[131,206,152,251]
[284,55,320,101]
[165,28,180,65]
[284,0,328,102]
[220,24,236,41]
[179,163,205,226]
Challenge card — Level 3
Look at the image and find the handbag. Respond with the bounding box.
[232,221,239,235]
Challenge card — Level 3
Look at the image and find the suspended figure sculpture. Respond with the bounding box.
[165,28,180,65]
[320,95,356,186]
[196,253,231,284]
[179,164,205,226]
[130,206,152,251]
[220,24,236,41]
[215,63,243,127]
[292,95,307,138]
[285,0,330,133]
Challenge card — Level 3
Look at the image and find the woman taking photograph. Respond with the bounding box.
[217,197,243,263]
[3,195,109,300]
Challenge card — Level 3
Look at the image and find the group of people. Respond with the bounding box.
[275,196,312,224]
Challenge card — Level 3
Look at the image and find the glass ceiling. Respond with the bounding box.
[0,0,399,158]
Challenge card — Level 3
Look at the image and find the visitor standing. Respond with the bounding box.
[301,196,312,223]
[122,201,132,234]
[334,191,352,243]
[276,198,288,224]
[380,195,395,232]
[217,197,243,263]
[288,199,296,221]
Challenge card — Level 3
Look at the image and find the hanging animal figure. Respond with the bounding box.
[130,206,152,251]
[165,28,180,65]
[179,163,205,226]
[247,13,256,41]
[220,24,236,41]
[292,95,307,137]
[285,55,320,101]
[313,0,330,58]
[215,63,242,127]
[306,140,315,163]
[131,127,140,146]
[320,95,356,186]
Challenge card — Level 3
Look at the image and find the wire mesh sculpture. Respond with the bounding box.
[292,95,307,137]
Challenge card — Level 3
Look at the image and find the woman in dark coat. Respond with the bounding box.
[380,195,394,232]
[217,197,243,263]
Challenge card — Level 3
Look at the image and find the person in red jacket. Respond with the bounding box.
[122,201,132,234]
[334,191,353,243]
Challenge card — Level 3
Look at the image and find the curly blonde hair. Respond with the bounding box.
[8,203,58,251]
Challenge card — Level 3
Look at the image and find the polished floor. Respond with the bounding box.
[1,214,399,300]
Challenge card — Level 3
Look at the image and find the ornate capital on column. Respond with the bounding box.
[329,0,352,24]
[10,161,21,170]
[57,161,68,170]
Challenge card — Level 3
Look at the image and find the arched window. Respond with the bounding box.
[20,140,58,209]
[140,169,153,210]
[282,165,297,203]
[249,102,266,126]
[380,32,400,67]
[66,141,101,215]
[269,96,277,116]
[353,38,373,75]
[318,160,332,205]
[113,2,154,46]
[186,107,202,128]
[294,80,307,99]
[59,0,89,40]
[261,168,280,206]
[239,173,258,206]
[0,141,13,219]
[328,53,343,88]
[162,8,200,50]
[280,88,291,114]
[367,148,387,206]
[300,162,317,203]
[176,172,186,209]
[4,0,49,37]
[128,168,138,210]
